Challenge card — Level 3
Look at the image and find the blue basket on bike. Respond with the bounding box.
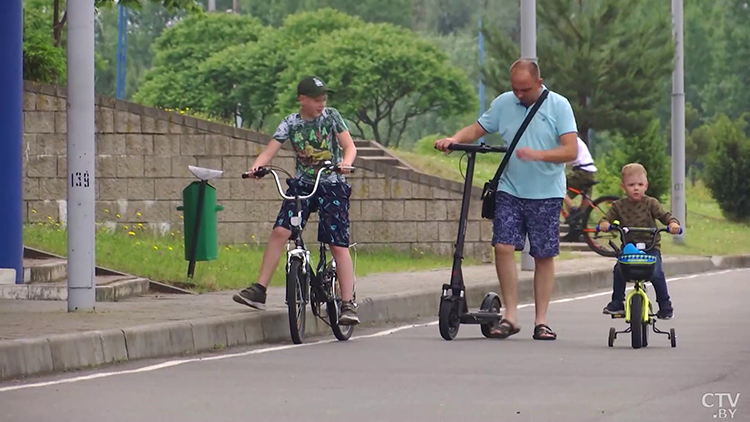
[617,253,657,281]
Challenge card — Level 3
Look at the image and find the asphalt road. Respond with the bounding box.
[2,269,748,422]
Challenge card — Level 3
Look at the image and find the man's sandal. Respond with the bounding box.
[533,324,557,340]
[487,319,520,339]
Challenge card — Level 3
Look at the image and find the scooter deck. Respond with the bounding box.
[459,312,502,325]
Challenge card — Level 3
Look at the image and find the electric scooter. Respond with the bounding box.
[438,142,508,340]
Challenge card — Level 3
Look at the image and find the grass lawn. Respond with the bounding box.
[660,182,750,256]
[23,222,483,292]
[391,148,499,188]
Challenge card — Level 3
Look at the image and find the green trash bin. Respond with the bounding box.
[176,180,224,277]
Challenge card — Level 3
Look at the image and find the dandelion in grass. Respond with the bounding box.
[31,209,37,214]
[124,225,129,230]
[136,212,142,217]
[116,214,121,218]
[153,246,158,250]
[135,241,141,246]
[168,247,173,251]
[128,231,135,236]
[104,209,109,213]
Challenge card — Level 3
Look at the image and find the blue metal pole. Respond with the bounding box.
[478,14,486,144]
[0,0,24,284]
[116,4,128,99]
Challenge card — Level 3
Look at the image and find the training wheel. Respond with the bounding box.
[608,327,616,347]
[439,298,460,340]
[479,293,502,338]
[670,328,676,348]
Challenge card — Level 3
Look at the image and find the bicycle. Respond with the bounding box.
[241,161,357,344]
[598,220,680,349]
[560,180,620,257]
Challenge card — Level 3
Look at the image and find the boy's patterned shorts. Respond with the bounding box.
[273,178,351,247]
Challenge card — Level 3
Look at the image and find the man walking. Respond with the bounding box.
[434,60,578,340]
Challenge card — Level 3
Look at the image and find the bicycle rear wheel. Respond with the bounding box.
[583,195,619,257]
[327,274,354,341]
[287,258,307,344]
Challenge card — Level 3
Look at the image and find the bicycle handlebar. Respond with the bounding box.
[446,143,508,153]
[241,161,354,201]
[595,220,682,255]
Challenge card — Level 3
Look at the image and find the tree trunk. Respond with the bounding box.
[53,0,62,47]
[371,121,384,146]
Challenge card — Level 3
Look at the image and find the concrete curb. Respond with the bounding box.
[1,254,748,382]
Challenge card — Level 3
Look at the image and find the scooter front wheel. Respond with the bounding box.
[439,298,460,340]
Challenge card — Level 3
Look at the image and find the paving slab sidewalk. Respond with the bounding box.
[1,254,748,381]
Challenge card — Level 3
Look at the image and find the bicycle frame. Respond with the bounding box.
[624,282,650,323]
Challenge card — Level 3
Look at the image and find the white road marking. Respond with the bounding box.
[0,269,741,393]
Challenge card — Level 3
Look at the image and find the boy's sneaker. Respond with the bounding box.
[338,301,360,326]
[656,308,674,320]
[602,301,625,315]
[233,283,266,310]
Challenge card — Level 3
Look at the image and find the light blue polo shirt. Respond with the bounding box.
[477,86,578,200]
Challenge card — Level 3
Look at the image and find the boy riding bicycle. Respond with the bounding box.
[233,76,360,326]
[598,163,681,320]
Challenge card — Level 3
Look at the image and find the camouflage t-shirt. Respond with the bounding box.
[273,108,349,184]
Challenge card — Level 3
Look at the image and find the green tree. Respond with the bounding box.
[133,12,264,111]
[196,9,365,128]
[49,0,201,47]
[238,0,411,27]
[482,0,674,144]
[704,114,750,221]
[23,0,66,83]
[699,0,750,121]
[606,119,671,200]
[277,22,475,147]
[94,2,186,98]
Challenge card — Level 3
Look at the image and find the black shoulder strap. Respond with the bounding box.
[488,88,550,189]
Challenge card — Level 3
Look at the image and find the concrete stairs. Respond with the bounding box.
[354,139,415,172]
[0,247,191,301]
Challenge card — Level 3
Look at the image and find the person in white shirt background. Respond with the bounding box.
[563,137,597,220]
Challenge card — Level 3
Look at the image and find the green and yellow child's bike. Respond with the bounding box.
[598,220,681,349]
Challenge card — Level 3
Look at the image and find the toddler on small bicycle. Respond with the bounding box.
[233,76,360,326]
[598,163,681,320]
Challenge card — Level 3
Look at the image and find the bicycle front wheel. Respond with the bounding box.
[287,258,307,344]
[583,195,619,257]
[630,294,644,349]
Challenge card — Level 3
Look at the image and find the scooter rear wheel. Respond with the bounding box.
[480,295,502,338]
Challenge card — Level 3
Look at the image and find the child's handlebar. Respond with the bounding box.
[595,220,682,256]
